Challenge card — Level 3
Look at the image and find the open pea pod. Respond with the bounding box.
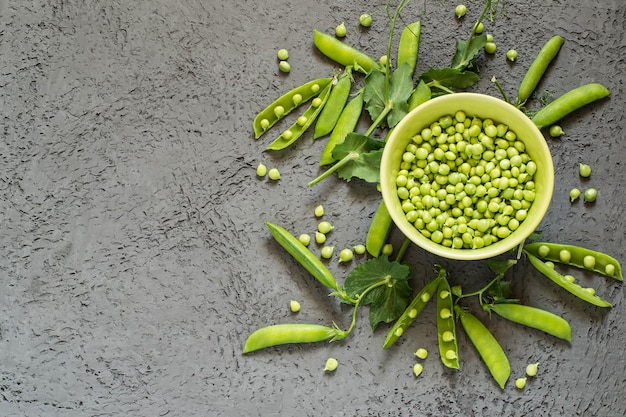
[436,276,459,369]
[525,252,612,307]
[253,77,333,139]
[524,242,623,281]
[383,269,444,348]
[266,81,333,150]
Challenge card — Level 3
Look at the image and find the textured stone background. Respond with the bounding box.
[1,0,625,416]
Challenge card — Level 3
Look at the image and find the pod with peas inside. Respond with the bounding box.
[380,93,554,261]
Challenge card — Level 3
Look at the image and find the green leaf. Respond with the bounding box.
[332,133,385,183]
[451,34,487,70]
[343,256,412,330]
[363,69,386,123]
[487,259,517,276]
[421,67,480,90]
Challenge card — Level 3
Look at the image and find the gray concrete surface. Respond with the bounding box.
[1,0,625,416]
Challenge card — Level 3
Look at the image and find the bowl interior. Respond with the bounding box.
[380,93,554,261]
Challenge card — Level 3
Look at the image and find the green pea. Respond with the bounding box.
[455,4,467,18]
[412,363,424,377]
[278,61,291,73]
[579,163,592,178]
[484,42,497,54]
[354,244,366,255]
[268,168,281,180]
[583,188,597,203]
[339,248,353,263]
[324,357,339,372]
[526,362,539,377]
[515,377,527,389]
[382,243,393,256]
[273,106,285,117]
[359,13,372,27]
[415,348,428,359]
[290,300,301,313]
[570,188,581,202]
[321,246,334,259]
[559,249,572,263]
[506,49,518,61]
[549,125,564,137]
[256,162,267,177]
[277,48,289,61]
[318,221,333,234]
[474,22,484,34]
[298,233,311,246]
[315,232,326,244]
[583,255,596,269]
[335,22,347,38]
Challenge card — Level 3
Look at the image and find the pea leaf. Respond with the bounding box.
[332,133,384,183]
[363,62,415,128]
[420,67,480,89]
[343,256,412,330]
[451,33,487,70]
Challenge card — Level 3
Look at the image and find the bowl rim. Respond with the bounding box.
[380,92,555,261]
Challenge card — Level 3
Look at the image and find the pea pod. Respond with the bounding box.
[516,35,564,106]
[313,29,379,74]
[314,69,353,139]
[366,200,394,257]
[320,89,364,165]
[487,303,572,342]
[524,242,623,281]
[437,276,459,369]
[253,77,333,138]
[266,222,350,301]
[531,83,610,129]
[383,268,445,348]
[456,305,510,389]
[266,81,333,151]
[525,252,612,307]
[243,323,347,353]
[397,21,421,78]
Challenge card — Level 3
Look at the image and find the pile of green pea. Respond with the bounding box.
[394,111,538,250]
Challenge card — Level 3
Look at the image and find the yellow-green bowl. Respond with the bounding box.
[380,93,554,261]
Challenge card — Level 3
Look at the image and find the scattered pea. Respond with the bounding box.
[486,33,494,42]
[315,231,326,244]
[579,163,592,178]
[455,4,467,18]
[318,221,334,234]
[339,248,354,262]
[314,205,325,217]
[277,48,289,61]
[290,300,301,313]
[359,13,372,27]
[382,243,393,256]
[278,61,291,73]
[324,357,339,372]
[549,125,564,137]
[415,348,428,359]
[268,168,281,180]
[321,246,334,259]
[485,42,497,54]
[506,49,518,61]
[335,22,347,38]
[354,244,366,255]
[256,162,267,177]
[298,233,311,246]
[526,363,539,377]
[515,377,527,389]
[474,22,484,34]
[583,188,597,203]
[569,188,581,202]
[413,363,424,377]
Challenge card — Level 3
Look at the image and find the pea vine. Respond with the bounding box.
[246,0,620,390]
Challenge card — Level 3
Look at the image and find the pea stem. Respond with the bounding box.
[308,151,358,186]
[458,0,493,68]
[457,273,502,305]
[395,238,412,263]
[346,275,392,334]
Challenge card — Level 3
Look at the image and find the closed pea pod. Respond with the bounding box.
[320,89,364,165]
[243,323,347,353]
[455,305,510,389]
[524,242,623,281]
[266,81,333,150]
[313,29,379,74]
[265,222,354,303]
[314,69,354,139]
[525,252,612,307]
[516,35,564,106]
[487,303,572,342]
[397,21,421,78]
[366,200,394,257]
[383,269,445,348]
[253,77,333,138]
[531,83,610,129]
[437,277,459,369]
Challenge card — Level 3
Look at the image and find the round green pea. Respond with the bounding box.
[506,49,518,61]
[413,363,424,377]
[321,246,334,259]
[583,255,596,269]
[335,22,347,38]
[298,233,311,246]
[324,357,339,372]
[290,300,301,313]
[570,188,581,202]
[549,125,564,137]
[455,4,467,18]
[359,13,372,27]
[382,243,393,256]
[559,249,572,263]
[415,348,428,359]
[526,362,539,377]
[277,48,289,61]
[256,162,267,177]
[515,377,527,389]
[474,22,484,34]
[339,248,354,263]
[278,60,291,73]
[583,188,597,203]
[579,163,592,178]
[484,42,497,54]
[354,244,366,255]
[314,205,325,217]
[268,167,281,180]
